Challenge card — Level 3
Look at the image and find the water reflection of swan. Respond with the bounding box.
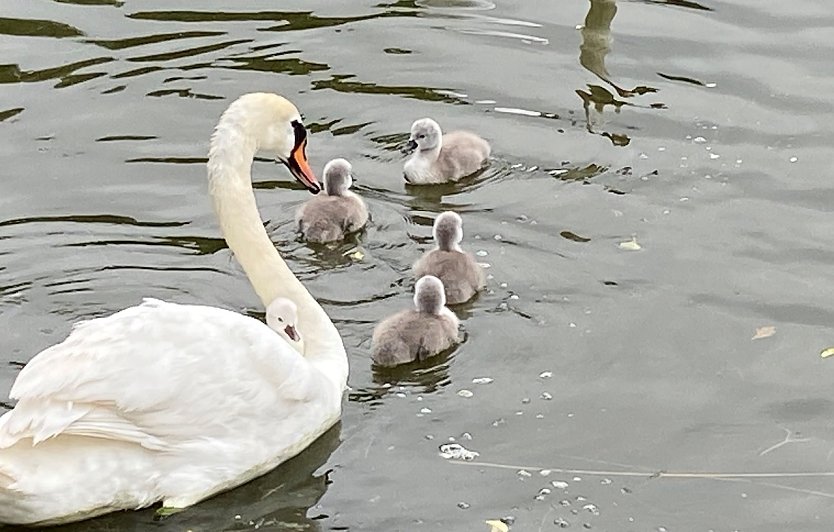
[577,0,663,145]
[0,93,348,526]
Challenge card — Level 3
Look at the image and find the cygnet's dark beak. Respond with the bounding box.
[284,324,300,342]
[402,139,418,154]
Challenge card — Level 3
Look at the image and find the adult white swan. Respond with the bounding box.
[0,93,349,526]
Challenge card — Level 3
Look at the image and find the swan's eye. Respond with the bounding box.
[278,317,284,323]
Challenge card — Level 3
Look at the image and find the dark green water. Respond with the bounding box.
[1,1,833,530]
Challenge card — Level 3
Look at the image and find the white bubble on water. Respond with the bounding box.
[584,503,600,516]
[535,488,551,500]
[438,443,479,461]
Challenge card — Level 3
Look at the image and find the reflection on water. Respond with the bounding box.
[0,16,83,38]
[577,0,664,145]
[353,350,455,404]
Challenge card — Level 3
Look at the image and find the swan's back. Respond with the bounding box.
[371,309,458,367]
[0,299,340,525]
[414,250,484,304]
[436,131,490,181]
[296,192,368,243]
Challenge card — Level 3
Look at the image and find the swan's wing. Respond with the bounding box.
[0,299,317,449]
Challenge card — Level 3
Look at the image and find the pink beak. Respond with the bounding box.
[284,325,300,342]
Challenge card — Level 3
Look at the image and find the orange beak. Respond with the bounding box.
[285,139,321,194]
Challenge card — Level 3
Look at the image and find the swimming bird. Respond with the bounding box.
[413,211,485,304]
[0,93,348,526]
[371,275,460,367]
[403,117,490,184]
[295,158,369,243]
[266,297,303,353]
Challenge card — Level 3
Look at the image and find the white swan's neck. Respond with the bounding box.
[207,113,348,390]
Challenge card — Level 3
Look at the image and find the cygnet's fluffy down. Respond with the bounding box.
[371,275,460,367]
[403,118,490,185]
[413,211,485,304]
[265,297,303,353]
[296,158,369,243]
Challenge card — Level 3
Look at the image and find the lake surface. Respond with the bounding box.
[1,0,833,530]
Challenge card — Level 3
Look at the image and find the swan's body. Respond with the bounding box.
[403,118,490,184]
[413,211,485,304]
[0,92,347,526]
[295,158,369,243]
[371,276,460,367]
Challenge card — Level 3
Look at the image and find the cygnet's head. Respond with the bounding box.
[433,211,464,252]
[407,118,442,152]
[413,275,446,315]
[266,297,301,344]
[323,158,353,196]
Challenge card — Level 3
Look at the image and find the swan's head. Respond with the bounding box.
[414,275,446,315]
[220,93,321,194]
[266,297,301,344]
[406,118,442,152]
[433,211,463,252]
[323,158,353,196]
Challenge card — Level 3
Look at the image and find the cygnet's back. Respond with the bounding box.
[371,276,460,367]
[296,158,369,243]
[413,211,485,304]
[404,118,490,185]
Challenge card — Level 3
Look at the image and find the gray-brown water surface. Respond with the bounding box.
[2,0,834,530]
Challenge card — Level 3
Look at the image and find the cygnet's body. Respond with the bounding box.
[413,211,485,304]
[371,276,460,367]
[403,118,490,185]
[265,297,304,353]
[296,158,368,243]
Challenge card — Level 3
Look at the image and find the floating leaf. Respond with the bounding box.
[752,326,776,340]
[821,347,834,359]
[618,237,641,251]
[486,520,509,532]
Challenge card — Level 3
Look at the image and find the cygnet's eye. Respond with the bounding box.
[418,134,426,139]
